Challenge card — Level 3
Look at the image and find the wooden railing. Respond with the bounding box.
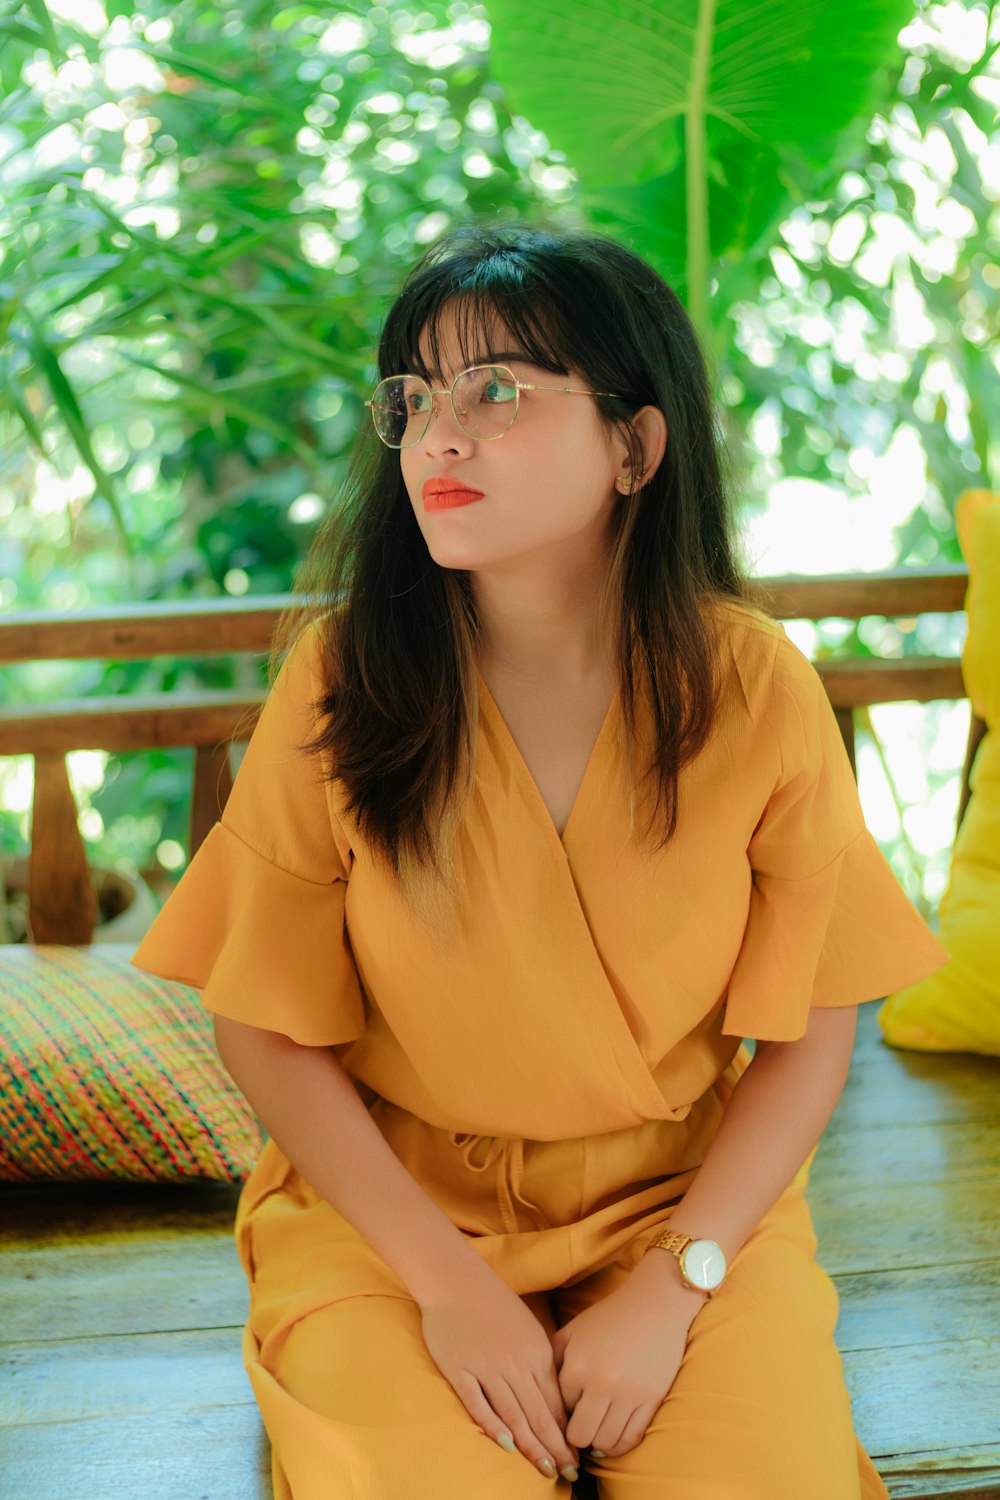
[0,570,986,946]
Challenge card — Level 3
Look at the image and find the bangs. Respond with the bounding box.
[383,286,572,385]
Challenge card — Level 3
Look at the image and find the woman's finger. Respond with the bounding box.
[482,1374,569,1482]
[534,1368,579,1458]
[594,1401,649,1459]
[455,1373,522,1458]
[564,1385,611,1454]
[524,1368,580,1470]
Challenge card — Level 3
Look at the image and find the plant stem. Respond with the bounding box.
[686,0,716,340]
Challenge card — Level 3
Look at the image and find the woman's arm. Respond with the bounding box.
[630,1004,859,1306]
[213,1014,500,1305]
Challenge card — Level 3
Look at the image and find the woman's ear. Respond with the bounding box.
[631,406,668,490]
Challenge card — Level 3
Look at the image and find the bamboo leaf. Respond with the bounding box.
[22,0,61,54]
[0,17,45,48]
[15,311,133,557]
[1,365,47,454]
[117,350,319,465]
[144,46,302,120]
[175,277,344,367]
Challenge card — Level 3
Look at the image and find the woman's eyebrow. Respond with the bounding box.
[416,351,535,378]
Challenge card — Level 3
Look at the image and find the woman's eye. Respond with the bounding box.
[483,380,517,403]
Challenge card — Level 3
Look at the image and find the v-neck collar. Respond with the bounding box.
[476,669,620,854]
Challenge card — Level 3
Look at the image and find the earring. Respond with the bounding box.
[616,472,633,494]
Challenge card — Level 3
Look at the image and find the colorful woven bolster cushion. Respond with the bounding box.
[0,941,263,1182]
[878,488,1000,1056]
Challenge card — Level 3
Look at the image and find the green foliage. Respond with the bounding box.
[0,0,996,904]
[487,0,916,335]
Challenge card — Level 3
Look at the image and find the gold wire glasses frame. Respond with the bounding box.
[363,362,625,448]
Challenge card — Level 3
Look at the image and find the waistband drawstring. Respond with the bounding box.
[449,1131,548,1234]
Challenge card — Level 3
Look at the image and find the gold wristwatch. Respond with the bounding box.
[645,1228,727,1297]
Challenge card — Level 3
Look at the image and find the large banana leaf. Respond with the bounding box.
[486,0,914,339]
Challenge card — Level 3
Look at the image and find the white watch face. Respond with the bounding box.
[681,1239,727,1291]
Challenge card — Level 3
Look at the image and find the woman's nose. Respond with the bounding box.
[423,397,474,449]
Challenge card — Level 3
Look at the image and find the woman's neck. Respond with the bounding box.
[472,562,615,686]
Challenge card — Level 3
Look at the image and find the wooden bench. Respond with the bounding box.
[1,575,998,1499]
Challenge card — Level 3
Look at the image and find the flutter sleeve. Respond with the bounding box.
[130,617,367,1047]
[721,631,951,1042]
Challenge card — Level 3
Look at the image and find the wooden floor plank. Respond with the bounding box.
[816,1119,1000,1186]
[0,1238,247,1344]
[812,1183,999,1271]
[0,1400,270,1500]
[828,1261,1000,1352]
[873,1451,1000,1500]
[840,1335,1000,1454]
[1,997,997,1500]
[0,1326,251,1426]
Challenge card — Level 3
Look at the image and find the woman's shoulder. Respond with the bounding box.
[705,594,837,742]
[702,593,787,715]
[706,592,785,642]
[274,606,345,694]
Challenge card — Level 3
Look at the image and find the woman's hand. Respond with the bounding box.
[419,1270,581,1482]
[550,1254,705,1460]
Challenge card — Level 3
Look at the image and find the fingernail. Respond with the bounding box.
[539,1457,556,1476]
[591,1449,606,1458]
[496,1431,516,1453]
[560,1464,579,1481]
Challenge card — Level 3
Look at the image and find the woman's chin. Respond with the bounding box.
[423,538,491,571]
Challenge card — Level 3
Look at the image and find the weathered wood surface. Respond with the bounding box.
[0,658,973,759]
[810,1028,1000,1499]
[1,1002,997,1499]
[0,690,264,756]
[0,567,970,665]
[0,581,985,945]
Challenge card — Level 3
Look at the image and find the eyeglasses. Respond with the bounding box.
[364,362,625,449]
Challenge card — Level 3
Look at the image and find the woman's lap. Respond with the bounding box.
[245,1205,881,1500]
[252,1289,562,1499]
[237,1114,887,1499]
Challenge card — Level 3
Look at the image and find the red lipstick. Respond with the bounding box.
[422,478,485,511]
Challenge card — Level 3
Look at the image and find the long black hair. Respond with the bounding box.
[272,215,759,925]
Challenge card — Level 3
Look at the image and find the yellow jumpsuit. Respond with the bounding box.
[131,602,949,1500]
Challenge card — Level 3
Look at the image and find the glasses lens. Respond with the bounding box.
[453,365,518,440]
[371,374,430,448]
[371,365,518,447]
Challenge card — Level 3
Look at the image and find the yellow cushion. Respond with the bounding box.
[878,489,1000,1054]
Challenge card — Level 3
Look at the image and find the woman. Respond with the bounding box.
[132,219,949,1499]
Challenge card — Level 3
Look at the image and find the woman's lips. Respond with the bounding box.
[422,487,485,511]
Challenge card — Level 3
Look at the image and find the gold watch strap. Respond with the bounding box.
[648,1229,694,1257]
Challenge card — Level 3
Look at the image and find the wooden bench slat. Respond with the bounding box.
[0,595,297,663]
[0,658,971,755]
[0,570,969,663]
[750,565,969,621]
[817,657,966,706]
[0,693,265,755]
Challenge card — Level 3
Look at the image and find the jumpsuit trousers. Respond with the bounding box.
[233,1047,890,1500]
